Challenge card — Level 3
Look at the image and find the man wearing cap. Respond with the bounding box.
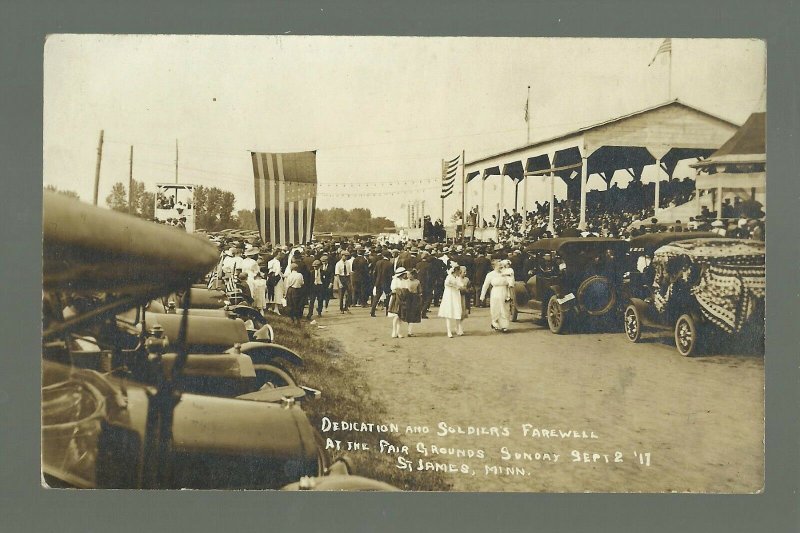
[307,259,329,319]
[335,251,352,313]
[235,272,255,306]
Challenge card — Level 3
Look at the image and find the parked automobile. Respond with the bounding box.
[511,238,630,333]
[41,191,388,489]
[622,238,765,356]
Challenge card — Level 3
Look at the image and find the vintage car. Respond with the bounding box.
[622,232,721,301]
[511,238,630,333]
[41,191,387,489]
[621,238,765,356]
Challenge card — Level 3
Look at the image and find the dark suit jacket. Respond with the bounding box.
[373,259,393,290]
[473,256,492,284]
[351,256,369,280]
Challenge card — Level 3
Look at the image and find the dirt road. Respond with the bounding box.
[311,304,764,493]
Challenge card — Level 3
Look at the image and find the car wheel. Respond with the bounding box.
[623,304,642,343]
[547,295,568,334]
[674,314,699,357]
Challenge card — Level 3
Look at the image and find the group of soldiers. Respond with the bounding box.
[207,235,536,321]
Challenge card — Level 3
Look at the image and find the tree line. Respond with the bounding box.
[45,183,395,234]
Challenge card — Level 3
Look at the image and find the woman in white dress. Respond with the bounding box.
[438,264,466,338]
[480,259,515,332]
[386,267,409,338]
[248,270,267,316]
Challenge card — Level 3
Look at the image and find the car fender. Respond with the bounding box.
[233,342,303,368]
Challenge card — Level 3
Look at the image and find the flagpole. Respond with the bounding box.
[441,159,445,224]
[460,150,466,237]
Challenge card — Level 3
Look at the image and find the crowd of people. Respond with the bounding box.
[207,236,524,338]
[469,177,765,243]
[204,176,765,338]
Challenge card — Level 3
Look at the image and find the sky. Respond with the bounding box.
[43,36,765,225]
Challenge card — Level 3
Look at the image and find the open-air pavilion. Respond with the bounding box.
[464,100,739,232]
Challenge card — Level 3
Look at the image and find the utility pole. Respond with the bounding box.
[128,145,134,214]
[175,139,179,183]
[92,130,104,206]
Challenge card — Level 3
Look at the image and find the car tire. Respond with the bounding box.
[674,314,699,357]
[623,304,642,343]
[547,295,569,334]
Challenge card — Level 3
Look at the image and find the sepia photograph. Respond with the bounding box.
[42,35,766,492]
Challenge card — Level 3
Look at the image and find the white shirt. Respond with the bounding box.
[240,257,259,277]
[285,271,304,289]
[222,255,243,273]
[267,258,283,276]
[335,259,350,277]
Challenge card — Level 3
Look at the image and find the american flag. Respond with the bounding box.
[441,154,459,199]
[648,38,672,67]
[251,151,318,246]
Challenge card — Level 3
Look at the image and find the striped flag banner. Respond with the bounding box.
[251,151,318,246]
[441,154,460,198]
[648,38,672,66]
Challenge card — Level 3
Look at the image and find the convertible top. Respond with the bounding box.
[629,232,721,254]
[43,191,218,295]
[654,238,765,264]
[525,237,628,255]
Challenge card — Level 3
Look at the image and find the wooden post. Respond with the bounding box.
[654,158,661,212]
[523,173,528,213]
[92,130,104,206]
[578,157,588,230]
[128,145,134,214]
[480,174,485,228]
[548,171,555,233]
[440,159,445,223]
[499,172,505,220]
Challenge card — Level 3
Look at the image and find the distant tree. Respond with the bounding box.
[44,185,80,200]
[237,209,257,230]
[104,180,156,219]
[105,183,128,212]
[193,185,238,231]
[314,207,396,233]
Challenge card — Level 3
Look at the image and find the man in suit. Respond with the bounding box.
[416,252,434,318]
[472,248,492,307]
[351,248,370,307]
[370,251,393,317]
[319,254,334,310]
[307,259,331,319]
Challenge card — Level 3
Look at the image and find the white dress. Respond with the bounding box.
[240,257,260,278]
[248,277,267,311]
[266,258,285,305]
[438,274,465,319]
[480,270,515,329]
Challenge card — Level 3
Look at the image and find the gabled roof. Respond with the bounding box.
[468,99,740,166]
[710,112,765,157]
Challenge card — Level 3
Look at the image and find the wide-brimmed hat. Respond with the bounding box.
[244,247,259,256]
[393,267,408,277]
[494,243,504,251]
[711,220,724,227]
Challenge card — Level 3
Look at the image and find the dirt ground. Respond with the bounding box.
[310,303,764,493]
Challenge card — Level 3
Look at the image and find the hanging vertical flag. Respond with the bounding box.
[250,151,317,246]
[648,38,672,66]
[524,92,530,123]
[441,154,459,198]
